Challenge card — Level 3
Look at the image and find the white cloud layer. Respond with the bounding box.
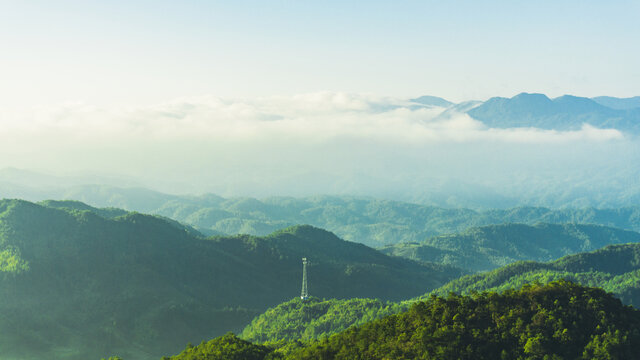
[0,92,634,198]
[0,92,624,145]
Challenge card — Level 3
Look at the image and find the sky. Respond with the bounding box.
[0,1,639,206]
[0,0,639,110]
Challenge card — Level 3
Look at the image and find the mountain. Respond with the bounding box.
[165,281,640,360]
[4,164,640,215]
[38,199,129,218]
[592,96,640,110]
[240,297,407,343]
[467,92,640,132]
[152,198,640,248]
[409,95,454,107]
[426,243,640,307]
[380,223,640,272]
[50,189,640,247]
[0,199,463,360]
[4,184,640,247]
[235,242,640,349]
[24,191,640,247]
[162,333,273,360]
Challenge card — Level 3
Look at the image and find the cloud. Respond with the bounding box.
[0,92,624,145]
[0,92,633,198]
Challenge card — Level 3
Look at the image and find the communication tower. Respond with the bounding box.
[300,257,309,300]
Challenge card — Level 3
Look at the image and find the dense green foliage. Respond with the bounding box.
[38,199,129,218]
[241,297,408,343]
[165,333,273,360]
[165,282,640,360]
[381,223,640,271]
[0,245,29,273]
[0,199,462,360]
[44,188,640,247]
[241,243,640,350]
[126,198,640,247]
[426,243,640,307]
[288,281,640,359]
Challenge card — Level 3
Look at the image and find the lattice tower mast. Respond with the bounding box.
[300,257,309,300]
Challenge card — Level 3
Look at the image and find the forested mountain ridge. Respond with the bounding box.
[237,242,640,347]
[24,188,640,247]
[165,281,640,360]
[0,199,463,360]
[425,242,640,307]
[3,172,640,245]
[240,297,408,344]
[94,196,640,247]
[380,222,640,271]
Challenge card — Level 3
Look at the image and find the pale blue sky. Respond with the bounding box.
[1,0,639,110]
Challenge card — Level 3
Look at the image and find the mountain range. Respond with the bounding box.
[411,93,640,133]
[3,175,640,247]
[167,282,640,360]
[3,197,640,359]
[380,222,640,271]
[233,242,640,351]
[426,242,640,307]
[0,199,463,360]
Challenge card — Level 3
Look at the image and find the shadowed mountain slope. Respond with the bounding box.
[0,199,463,360]
[426,243,640,307]
[380,222,640,271]
[166,282,640,360]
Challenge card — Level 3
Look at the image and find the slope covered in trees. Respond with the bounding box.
[164,281,640,360]
[0,199,463,360]
[237,242,640,347]
[3,178,640,245]
[41,187,640,247]
[426,243,640,307]
[380,223,640,271]
[163,333,273,360]
[106,196,640,247]
[240,297,407,344]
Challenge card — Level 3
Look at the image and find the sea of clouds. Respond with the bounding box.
[1,91,625,143]
[0,92,636,205]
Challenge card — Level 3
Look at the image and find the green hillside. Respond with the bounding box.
[426,243,640,307]
[240,297,408,344]
[381,223,640,271]
[122,196,640,247]
[165,281,640,360]
[236,242,640,348]
[0,199,463,360]
[161,333,273,360]
[37,199,129,218]
[24,187,640,247]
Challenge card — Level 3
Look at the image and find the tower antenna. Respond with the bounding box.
[300,257,309,300]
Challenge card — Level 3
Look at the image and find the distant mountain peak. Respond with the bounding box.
[506,92,553,107]
[512,92,551,100]
[467,92,639,131]
[592,96,640,110]
[552,95,606,113]
[270,224,339,241]
[409,95,454,107]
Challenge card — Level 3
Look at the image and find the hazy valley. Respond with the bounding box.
[2,2,639,358]
[2,91,640,358]
[1,195,640,359]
